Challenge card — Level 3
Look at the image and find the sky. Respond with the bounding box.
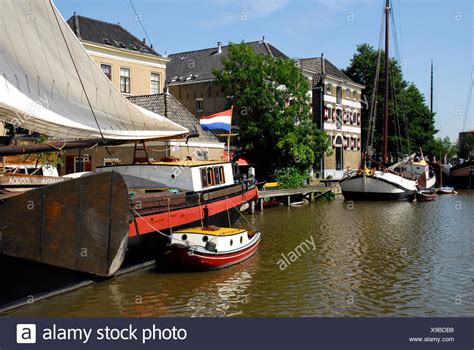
[55,0,473,140]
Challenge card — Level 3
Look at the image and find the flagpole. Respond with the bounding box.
[227,106,233,162]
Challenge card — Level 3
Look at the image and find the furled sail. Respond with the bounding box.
[0,0,188,140]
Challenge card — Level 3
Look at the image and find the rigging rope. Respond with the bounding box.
[132,207,170,238]
[366,1,385,155]
[129,0,153,48]
[462,67,473,131]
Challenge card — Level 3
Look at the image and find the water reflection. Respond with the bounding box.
[8,191,474,317]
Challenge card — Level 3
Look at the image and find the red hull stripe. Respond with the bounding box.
[129,187,258,237]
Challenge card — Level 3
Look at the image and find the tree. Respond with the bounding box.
[214,42,330,181]
[344,44,437,160]
[21,134,63,168]
[432,136,458,161]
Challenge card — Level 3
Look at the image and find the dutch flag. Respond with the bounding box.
[200,109,232,132]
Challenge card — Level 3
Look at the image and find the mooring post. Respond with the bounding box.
[259,198,264,211]
[250,200,255,214]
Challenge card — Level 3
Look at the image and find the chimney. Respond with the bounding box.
[321,52,326,75]
[217,42,222,54]
[142,38,146,45]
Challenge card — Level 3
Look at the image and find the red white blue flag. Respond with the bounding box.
[200,109,232,132]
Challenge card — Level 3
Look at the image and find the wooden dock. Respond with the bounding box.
[256,185,333,211]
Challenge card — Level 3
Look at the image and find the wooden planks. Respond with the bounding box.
[0,172,130,276]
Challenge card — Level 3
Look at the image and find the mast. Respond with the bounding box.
[383,0,390,164]
[430,60,434,115]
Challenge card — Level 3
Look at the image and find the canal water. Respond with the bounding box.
[9,191,474,317]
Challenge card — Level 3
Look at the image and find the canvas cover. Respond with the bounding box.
[0,0,188,140]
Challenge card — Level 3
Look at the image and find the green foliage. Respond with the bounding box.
[432,136,458,160]
[213,42,330,179]
[273,166,308,189]
[21,135,63,168]
[344,44,437,159]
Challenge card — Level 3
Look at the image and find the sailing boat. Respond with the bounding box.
[340,0,435,200]
[0,0,258,277]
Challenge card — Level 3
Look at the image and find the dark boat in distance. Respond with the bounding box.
[449,160,474,189]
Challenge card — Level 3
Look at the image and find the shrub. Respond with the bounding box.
[273,167,308,189]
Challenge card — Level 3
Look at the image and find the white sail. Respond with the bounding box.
[0,0,188,140]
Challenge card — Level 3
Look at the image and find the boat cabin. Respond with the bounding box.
[96,161,235,192]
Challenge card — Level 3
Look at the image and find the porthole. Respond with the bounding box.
[240,236,243,244]
[181,234,188,241]
[202,236,209,242]
[171,174,176,179]
[230,239,233,246]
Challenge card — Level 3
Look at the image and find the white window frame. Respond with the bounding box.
[150,72,161,94]
[120,67,131,94]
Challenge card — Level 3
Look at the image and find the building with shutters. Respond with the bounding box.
[299,56,365,179]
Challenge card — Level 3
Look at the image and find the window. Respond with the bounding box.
[74,156,90,173]
[103,158,121,166]
[201,168,208,187]
[353,91,358,100]
[101,64,112,80]
[345,88,350,98]
[196,98,203,113]
[206,167,214,186]
[150,73,160,94]
[336,86,342,104]
[326,83,332,94]
[219,166,225,184]
[201,166,225,188]
[120,68,131,94]
[213,167,221,184]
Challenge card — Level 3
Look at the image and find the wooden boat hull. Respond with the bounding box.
[165,233,261,271]
[0,172,130,276]
[449,161,474,188]
[340,172,415,201]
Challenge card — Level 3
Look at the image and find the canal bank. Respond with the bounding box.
[6,190,473,317]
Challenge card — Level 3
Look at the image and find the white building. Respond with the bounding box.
[299,56,365,179]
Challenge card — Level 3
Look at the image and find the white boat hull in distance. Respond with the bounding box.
[340,171,417,201]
